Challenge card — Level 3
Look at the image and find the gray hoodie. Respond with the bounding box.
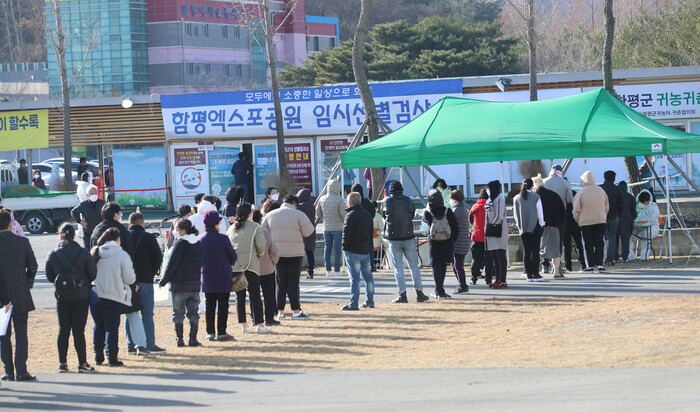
[94,241,136,305]
[316,179,347,232]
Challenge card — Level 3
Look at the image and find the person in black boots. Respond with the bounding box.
[71,185,106,249]
[0,209,38,382]
[382,181,429,303]
[91,228,135,367]
[46,224,97,373]
[423,189,459,299]
[159,220,204,347]
[296,189,317,279]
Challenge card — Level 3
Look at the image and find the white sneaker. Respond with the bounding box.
[257,325,271,334]
[242,326,252,334]
[333,271,344,277]
[325,270,333,277]
[521,273,528,278]
[276,313,286,321]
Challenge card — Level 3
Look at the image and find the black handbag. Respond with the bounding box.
[485,222,502,238]
[122,284,143,314]
[54,250,89,302]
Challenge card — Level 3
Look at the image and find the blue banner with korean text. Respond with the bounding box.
[160,79,463,139]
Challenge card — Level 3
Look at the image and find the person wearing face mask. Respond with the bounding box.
[90,202,134,258]
[260,187,279,214]
[432,179,452,209]
[31,169,47,190]
[72,185,106,249]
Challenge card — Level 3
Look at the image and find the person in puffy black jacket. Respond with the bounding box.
[90,202,133,258]
[159,219,204,347]
[296,188,317,279]
[351,183,375,218]
[381,181,428,303]
[341,192,374,310]
[423,189,459,299]
[45,223,97,373]
[223,185,245,220]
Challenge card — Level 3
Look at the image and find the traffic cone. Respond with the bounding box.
[136,206,141,213]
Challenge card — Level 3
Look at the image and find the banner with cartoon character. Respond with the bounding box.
[112,147,168,206]
[173,147,208,198]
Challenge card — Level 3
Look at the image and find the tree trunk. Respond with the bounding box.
[54,1,73,190]
[603,0,640,194]
[527,0,537,102]
[263,0,289,182]
[352,0,383,200]
[2,2,14,66]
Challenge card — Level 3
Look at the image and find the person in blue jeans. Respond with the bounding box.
[341,192,375,310]
[316,179,347,276]
[125,212,165,354]
[381,181,429,303]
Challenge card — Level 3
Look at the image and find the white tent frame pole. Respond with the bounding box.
[666,155,700,194]
[666,155,673,263]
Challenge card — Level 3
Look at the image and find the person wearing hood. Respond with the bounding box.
[72,185,106,249]
[513,179,545,282]
[485,180,509,289]
[432,179,452,208]
[223,185,245,221]
[381,181,429,303]
[296,188,317,279]
[48,163,62,191]
[351,183,376,271]
[449,190,471,293]
[341,192,375,310]
[423,189,459,299]
[533,175,565,278]
[159,219,204,347]
[600,170,623,266]
[90,202,133,258]
[200,210,238,341]
[573,171,609,272]
[617,181,637,263]
[544,164,573,271]
[633,189,660,261]
[469,188,494,285]
[189,195,230,236]
[90,227,135,367]
[31,169,47,190]
[45,223,97,373]
[316,179,347,277]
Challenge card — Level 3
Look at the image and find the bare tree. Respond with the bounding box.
[44,0,101,189]
[233,0,302,182]
[351,0,384,201]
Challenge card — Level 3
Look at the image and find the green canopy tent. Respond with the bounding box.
[340,88,700,168]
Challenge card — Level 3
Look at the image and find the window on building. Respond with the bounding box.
[195,65,200,75]
[224,64,230,77]
[330,37,336,48]
[222,25,228,38]
[236,64,242,77]
[204,24,209,37]
[187,63,194,75]
[205,63,210,74]
[186,23,192,36]
[194,25,199,37]
[313,36,319,51]
[234,26,240,39]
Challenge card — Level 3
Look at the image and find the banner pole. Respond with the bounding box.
[666,155,672,263]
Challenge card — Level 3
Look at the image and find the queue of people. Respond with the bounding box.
[0,169,667,380]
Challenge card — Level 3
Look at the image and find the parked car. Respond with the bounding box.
[43,157,100,176]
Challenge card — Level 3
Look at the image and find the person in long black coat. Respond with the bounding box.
[423,189,459,299]
[616,181,637,262]
[296,189,317,279]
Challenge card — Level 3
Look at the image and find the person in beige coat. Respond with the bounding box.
[263,195,315,320]
[227,202,270,334]
[573,171,609,273]
[316,179,347,277]
[254,206,280,326]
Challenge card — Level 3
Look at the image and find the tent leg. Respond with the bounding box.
[666,156,672,264]
[644,156,687,228]
[402,166,427,205]
[500,161,505,196]
[423,165,440,181]
[562,158,573,176]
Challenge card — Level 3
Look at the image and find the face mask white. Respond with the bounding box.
[89,194,98,202]
[271,193,279,201]
[449,199,458,208]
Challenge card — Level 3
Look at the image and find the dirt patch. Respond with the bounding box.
[22,296,700,374]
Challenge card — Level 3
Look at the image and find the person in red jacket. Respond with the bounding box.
[468,188,494,285]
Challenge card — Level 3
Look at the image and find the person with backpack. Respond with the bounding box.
[513,179,545,282]
[46,224,98,373]
[423,189,459,299]
[126,212,165,354]
[91,228,136,367]
[159,219,204,347]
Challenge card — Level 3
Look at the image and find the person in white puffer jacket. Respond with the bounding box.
[189,195,229,235]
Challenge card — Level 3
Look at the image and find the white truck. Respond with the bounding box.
[0,164,79,234]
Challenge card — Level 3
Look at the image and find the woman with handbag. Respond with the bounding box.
[45,223,98,373]
[484,180,509,289]
[90,227,136,367]
[227,202,271,334]
[200,210,238,342]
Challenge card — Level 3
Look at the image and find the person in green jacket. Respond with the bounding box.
[632,190,660,261]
